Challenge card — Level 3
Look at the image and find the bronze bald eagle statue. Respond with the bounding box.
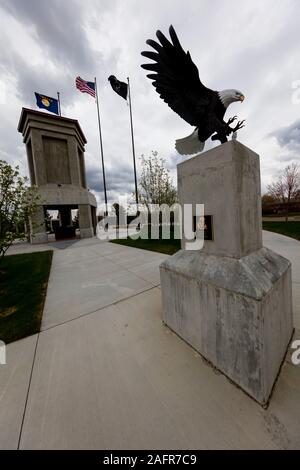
[141,25,245,155]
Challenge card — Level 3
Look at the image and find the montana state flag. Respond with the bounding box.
[34,93,59,115]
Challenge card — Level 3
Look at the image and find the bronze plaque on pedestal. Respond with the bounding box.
[193,215,213,241]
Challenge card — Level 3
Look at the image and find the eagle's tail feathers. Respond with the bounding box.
[175,129,205,155]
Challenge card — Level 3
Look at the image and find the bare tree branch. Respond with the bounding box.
[267,163,300,221]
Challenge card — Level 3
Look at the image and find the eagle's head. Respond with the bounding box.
[218,89,245,108]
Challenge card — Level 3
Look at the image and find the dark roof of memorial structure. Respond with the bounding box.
[17,108,87,144]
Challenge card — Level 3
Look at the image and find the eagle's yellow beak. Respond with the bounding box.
[240,95,245,102]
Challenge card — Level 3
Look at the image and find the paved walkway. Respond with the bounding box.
[0,232,299,449]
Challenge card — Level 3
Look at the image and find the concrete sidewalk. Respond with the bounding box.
[1,232,300,449]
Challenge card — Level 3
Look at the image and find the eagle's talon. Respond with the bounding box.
[227,116,237,126]
[232,120,245,132]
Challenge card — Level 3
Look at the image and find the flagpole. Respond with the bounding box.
[95,77,108,216]
[57,92,61,116]
[127,77,139,207]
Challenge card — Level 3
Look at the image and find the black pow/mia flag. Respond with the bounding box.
[108,75,128,100]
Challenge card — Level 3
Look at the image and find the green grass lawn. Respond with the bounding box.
[111,236,181,255]
[263,212,300,218]
[0,251,53,344]
[262,221,300,241]
[111,222,300,257]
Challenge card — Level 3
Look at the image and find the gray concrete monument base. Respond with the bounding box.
[80,227,94,239]
[160,140,294,405]
[160,247,293,404]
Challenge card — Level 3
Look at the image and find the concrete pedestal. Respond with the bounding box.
[160,141,294,404]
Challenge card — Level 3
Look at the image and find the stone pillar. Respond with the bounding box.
[179,141,262,257]
[78,204,94,238]
[160,140,294,405]
[29,205,48,244]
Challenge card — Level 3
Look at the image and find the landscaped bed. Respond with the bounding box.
[0,251,53,344]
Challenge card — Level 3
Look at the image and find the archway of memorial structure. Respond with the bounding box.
[43,205,97,242]
[44,205,79,241]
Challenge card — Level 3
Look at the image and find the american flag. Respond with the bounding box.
[75,76,96,98]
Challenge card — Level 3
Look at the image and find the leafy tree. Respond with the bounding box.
[0,160,40,259]
[138,151,177,208]
[267,163,299,221]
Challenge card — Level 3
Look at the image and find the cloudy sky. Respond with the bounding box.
[0,0,300,211]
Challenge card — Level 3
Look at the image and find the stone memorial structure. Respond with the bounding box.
[18,108,97,243]
[160,140,294,405]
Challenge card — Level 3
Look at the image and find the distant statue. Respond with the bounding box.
[141,25,245,155]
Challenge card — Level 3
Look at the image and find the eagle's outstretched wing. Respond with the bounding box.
[141,25,213,126]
